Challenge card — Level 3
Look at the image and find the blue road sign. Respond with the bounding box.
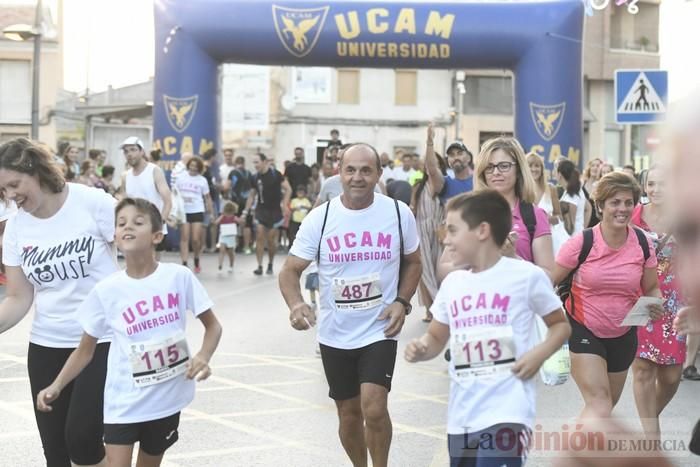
[615,70,668,124]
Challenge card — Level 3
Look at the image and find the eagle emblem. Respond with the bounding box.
[272,5,329,58]
[530,102,566,142]
[163,95,198,133]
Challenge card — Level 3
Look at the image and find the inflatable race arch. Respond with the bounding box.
[153,0,584,171]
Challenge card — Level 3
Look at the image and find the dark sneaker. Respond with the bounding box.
[683,365,700,380]
[266,263,273,275]
[253,266,263,276]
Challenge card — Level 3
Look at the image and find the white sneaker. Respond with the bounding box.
[217,268,224,276]
[227,267,234,274]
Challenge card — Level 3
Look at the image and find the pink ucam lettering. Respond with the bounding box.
[461,295,472,312]
[153,295,164,313]
[327,231,392,252]
[167,293,179,308]
[451,293,512,316]
[136,300,149,316]
[377,232,392,249]
[121,293,181,325]
[327,236,341,252]
[492,294,510,312]
[122,308,136,324]
[344,232,357,248]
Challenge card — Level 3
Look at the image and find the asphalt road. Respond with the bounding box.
[1,251,699,466]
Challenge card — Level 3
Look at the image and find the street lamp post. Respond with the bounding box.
[30,1,42,141]
[2,0,43,140]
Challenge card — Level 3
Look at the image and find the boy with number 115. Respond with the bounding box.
[36,198,222,467]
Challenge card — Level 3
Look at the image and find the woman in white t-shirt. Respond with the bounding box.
[0,138,118,467]
[527,152,569,255]
[556,159,590,235]
[174,156,213,273]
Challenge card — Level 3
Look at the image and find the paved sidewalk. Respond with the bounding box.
[0,252,699,466]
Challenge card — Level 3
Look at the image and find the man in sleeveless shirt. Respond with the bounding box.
[119,136,172,258]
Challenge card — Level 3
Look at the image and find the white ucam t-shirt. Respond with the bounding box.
[290,193,419,349]
[431,257,562,434]
[175,172,209,214]
[2,183,118,348]
[78,262,213,424]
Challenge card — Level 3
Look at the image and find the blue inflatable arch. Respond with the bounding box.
[153,0,584,171]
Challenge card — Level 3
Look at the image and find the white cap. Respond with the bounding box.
[119,136,144,149]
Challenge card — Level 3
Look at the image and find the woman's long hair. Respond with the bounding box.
[526,152,546,193]
[558,159,582,196]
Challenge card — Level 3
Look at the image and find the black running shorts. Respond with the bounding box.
[319,339,398,400]
[567,314,637,373]
[103,412,181,456]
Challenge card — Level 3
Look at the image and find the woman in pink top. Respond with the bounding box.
[552,172,663,420]
[474,137,553,270]
[630,165,686,438]
[436,137,553,282]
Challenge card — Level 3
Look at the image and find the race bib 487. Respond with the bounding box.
[333,273,383,311]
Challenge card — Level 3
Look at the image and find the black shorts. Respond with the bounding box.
[104,412,180,456]
[320,340,397,400]
[185,212,204,224]
[255,208,283,229]
[567,314,637,373]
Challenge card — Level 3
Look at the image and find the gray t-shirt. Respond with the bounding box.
[317,175,381,203]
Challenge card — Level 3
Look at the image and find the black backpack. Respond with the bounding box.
[556,227,651,317]
[519,200,537,248]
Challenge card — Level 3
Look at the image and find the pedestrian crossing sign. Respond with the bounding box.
[615,70,668,124]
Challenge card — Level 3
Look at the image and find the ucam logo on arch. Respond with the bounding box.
[271,4,456,60]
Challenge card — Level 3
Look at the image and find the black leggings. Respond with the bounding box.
[28,342,109,467]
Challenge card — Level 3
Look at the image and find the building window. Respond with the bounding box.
[610,3,659,52]
[395,70,417,106]
[337,69,360,104]
[463,76,513,115]
[0,60,31,123]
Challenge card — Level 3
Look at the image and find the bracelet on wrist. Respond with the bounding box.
[291,302,307,313]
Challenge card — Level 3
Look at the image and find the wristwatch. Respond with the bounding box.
[394,296,412,315]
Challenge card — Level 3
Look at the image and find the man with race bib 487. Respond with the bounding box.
[279,143,422,467]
